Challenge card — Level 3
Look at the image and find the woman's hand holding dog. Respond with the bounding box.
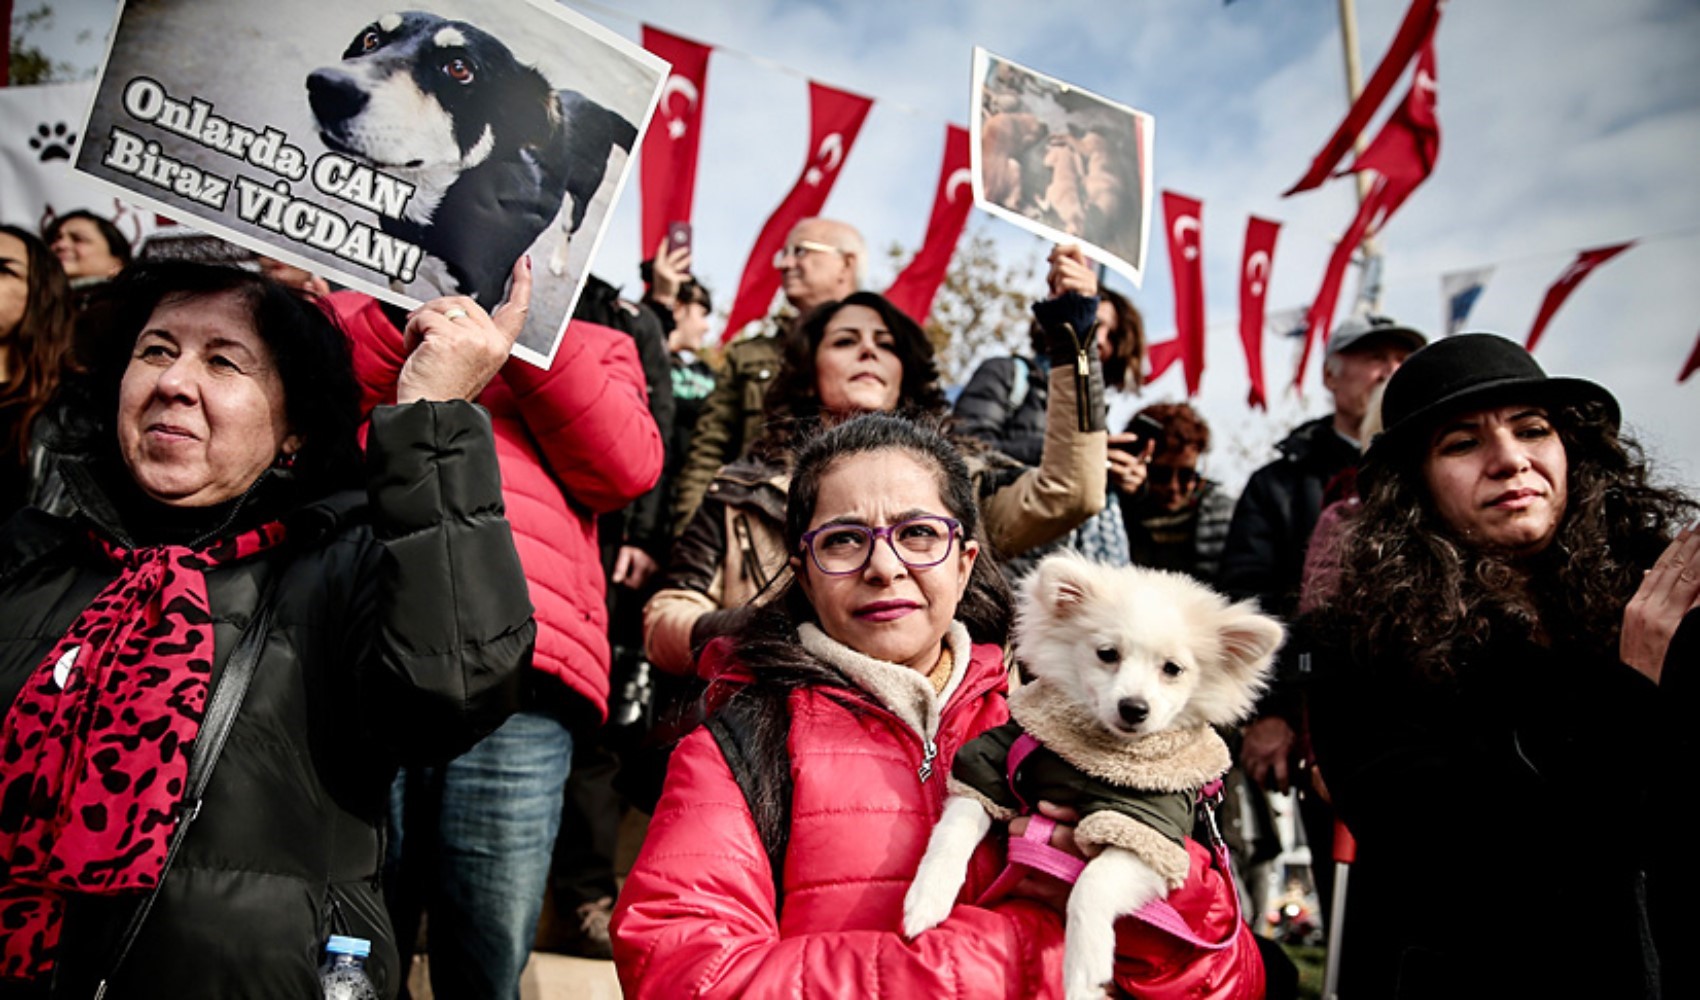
[1006,801,1098,915]
[399,256,532,404]
[1621,524,1700,684]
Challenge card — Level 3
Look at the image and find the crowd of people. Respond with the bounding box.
[0,204,1693,1000]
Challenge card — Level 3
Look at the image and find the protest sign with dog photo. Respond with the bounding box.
[73,0,666,367]
[970,48,1155,286]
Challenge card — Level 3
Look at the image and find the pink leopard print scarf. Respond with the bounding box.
[0,522,286,980]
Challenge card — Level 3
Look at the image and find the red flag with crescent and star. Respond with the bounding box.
[1285,0,1444,197]
[1150,191,1205,396]
[1525,242,1634,353]
[1295,40,1440,388]
[1239,216,1281,409]
[640,26,712,262]
[884,124,972,323]
[723,82,873,340]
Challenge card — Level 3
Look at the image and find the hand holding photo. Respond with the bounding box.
[970,48,1154,286]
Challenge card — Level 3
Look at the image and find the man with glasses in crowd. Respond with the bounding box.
[670,217,866,533]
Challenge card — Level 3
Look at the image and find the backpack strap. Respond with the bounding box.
[706,688,793,916]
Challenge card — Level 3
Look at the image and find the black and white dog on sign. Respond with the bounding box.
[307,10,636,306]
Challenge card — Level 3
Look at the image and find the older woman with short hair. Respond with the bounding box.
[1306,333,1698,998]
[0,259,534,996]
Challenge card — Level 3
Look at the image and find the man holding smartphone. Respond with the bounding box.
[668,217,866,533]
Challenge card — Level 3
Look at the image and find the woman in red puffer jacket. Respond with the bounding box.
[613,413,1263,999]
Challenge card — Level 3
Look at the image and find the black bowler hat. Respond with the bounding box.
[1367,333,1620,460]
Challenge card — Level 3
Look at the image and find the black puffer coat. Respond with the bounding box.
[0,402,533,999]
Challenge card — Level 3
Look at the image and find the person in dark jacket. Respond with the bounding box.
[0,260,534,997]
[1217,314,1424,925]
[1305,334,1697,998]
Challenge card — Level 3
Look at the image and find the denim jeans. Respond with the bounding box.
[385,709,573,1000]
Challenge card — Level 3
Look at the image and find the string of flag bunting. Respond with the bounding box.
[627,0,1696,398]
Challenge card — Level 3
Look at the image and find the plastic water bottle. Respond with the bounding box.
[319,935,379,1000]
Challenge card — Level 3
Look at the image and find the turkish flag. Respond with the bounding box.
[1525,243,1634,353]
[1239,216,1281,410]
[640,26,712,261]
[1680,330,1700,383]
[1285,0,1444,196]
[1294,42,1440,387]
[1294,177,1389,388]
[1150,191,1205,396]
[723,82,874,339]
[885,124,972,323]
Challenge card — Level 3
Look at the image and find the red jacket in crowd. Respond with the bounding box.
[612,639,1265,999]
[332,292,662,719]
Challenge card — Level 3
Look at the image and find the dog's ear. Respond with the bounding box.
[1215,601,1285,680]
[491,64,560,153]
[1028,553,1097,620]
[1191,600,1285,726]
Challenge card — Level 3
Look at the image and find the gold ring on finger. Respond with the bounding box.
[443,307,468,321]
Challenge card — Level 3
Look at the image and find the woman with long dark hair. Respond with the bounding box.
[1305,334,1697,998]
[0,224,75,519]
[643,247,1110,676]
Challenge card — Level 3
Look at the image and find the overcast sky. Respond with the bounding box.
[26,0,1700,492]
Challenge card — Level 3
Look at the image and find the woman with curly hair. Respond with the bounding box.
[642,246,1109,677]
[0,224,75,519]
[1304,333,1697,999]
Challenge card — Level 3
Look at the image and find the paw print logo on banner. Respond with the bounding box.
[30,122,78,162]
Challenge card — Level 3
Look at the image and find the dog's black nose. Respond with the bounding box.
[307,70,368,126]
[1117,698,1148,726]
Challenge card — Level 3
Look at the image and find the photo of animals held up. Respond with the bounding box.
[971,49,1153,284]
[74,0,664,366]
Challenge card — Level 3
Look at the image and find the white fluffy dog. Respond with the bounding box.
[902,553,1283,1000]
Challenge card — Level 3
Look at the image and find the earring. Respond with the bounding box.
[275,450,298,469]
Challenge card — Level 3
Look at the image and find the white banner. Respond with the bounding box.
[1441,265,1494,336]
[0,81,163,251]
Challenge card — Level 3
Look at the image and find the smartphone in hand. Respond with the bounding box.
[1109,414,1164,455]
[666,221,692,266]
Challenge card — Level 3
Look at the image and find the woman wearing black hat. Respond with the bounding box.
[1303,334,1697,998]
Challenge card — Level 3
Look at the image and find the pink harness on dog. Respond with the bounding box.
[974,732,1243,950]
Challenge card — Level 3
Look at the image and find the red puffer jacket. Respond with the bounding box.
[612,640,1265,999]
[333,292,662,719]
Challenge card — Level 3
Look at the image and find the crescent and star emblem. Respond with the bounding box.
[1246,250,1270,297]
[662,75,699,140]
[804,133,845,187]
[945,168,972,204]
[1173,216,1200,261]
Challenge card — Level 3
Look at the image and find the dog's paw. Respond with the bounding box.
[1063,967,1115,1000]
[901,877,955,938]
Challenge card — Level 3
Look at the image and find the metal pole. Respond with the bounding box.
[1338,0,1383,311]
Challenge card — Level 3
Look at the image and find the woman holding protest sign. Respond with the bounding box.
[0,259,534,996]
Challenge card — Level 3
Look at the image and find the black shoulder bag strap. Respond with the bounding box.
[94,569,280,999]
[706,690,792,916]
